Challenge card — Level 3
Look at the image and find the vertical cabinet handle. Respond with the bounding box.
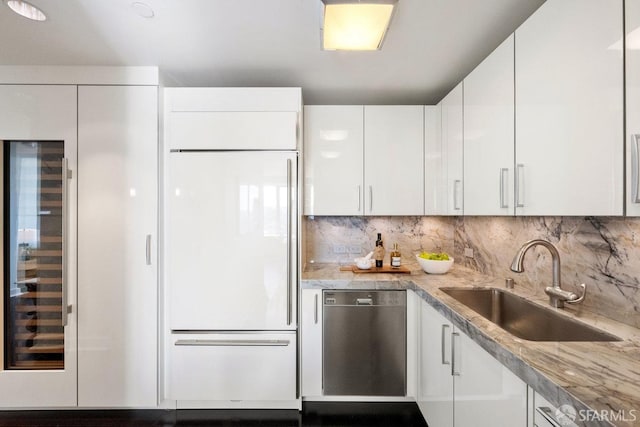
[499,168,509,208]
[286,158,292,326]
[451,332,461,376]
[357,185,361,213]
[441,324,451,365]
[145,235,152,265]
[314,293,318,324]
[369,186,373,212]
[453,180,462,211]
[632,135,640,203]
[61,158,70,327]
[515,163,525,208]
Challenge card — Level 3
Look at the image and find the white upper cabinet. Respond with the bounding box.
[304,106,364,216]
[627,0,640,216]
[515,0,623,216]
[425,105,446,215]
[304,105,424,216]
[441,84,464,215]
[78,85,158,408]
[165,88,301,151]
[464,35,515,216]
[364,106,424,216]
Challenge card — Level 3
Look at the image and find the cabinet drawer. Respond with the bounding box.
[168,332,297,402]
[167,111,297,150]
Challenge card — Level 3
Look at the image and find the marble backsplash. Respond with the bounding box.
[455,216,640,328]
[303,216,455,265]
[303,215,640,328]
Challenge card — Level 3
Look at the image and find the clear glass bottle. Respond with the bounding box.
[390,243,401,268]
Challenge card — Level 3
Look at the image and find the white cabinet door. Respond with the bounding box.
[418,298,527,427]
[454,331,527,427]
[441,84,464,215]
[418,299,453,427]
[0,85,78,408]
[364,106,424,215]
[303,106,364,216]
[515,0,623,216]
[425,105,446,215]
[464,35,515,216]
[301,289,322,397]
[169,331,297,402]
[167,151,297,331]
[78,86,158,407]
[627,0,640,216]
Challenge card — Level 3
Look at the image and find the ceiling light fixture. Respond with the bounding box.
[5,0,46,21]
[321,0,398,51]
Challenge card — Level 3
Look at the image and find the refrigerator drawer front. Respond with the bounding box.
[167,111,297,150]
[168,332,297,402]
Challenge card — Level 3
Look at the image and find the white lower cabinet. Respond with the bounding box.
[168,332,297,404]
[301,289,323,397]
[418,299,527,427]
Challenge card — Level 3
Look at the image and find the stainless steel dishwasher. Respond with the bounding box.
[323,290,406,396]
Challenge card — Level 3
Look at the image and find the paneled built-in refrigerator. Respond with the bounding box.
[166,150,298,405]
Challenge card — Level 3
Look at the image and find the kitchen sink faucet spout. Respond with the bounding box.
[510,239,586,308]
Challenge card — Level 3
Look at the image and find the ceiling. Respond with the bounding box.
[0,0,545,104]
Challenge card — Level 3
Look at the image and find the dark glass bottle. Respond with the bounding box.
[374,233,384,267]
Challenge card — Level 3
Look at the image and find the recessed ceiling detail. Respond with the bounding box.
[5,0,46,21]
[131,2,154,19]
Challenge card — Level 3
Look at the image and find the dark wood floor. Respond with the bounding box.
[0,402,428,427]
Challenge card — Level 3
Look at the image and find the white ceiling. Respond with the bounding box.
[0,0,545,104]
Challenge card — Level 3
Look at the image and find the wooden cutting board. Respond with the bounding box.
[339,265,411,274]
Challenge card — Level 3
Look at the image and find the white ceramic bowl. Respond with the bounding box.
[355,257,374,270]
[416,254,454,274]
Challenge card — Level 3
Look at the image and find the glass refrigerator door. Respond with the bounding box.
[3,141,65,370]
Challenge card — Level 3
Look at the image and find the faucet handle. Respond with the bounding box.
[565,283,586,305]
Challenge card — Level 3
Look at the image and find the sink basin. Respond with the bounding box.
[439,287,621,342]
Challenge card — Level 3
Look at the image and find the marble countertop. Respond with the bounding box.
[302,262,640,427]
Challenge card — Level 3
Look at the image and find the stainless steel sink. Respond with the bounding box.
[439,287,621,342]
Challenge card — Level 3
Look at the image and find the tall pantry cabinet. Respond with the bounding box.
[78,85,158,407]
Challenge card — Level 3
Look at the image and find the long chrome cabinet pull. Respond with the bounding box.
[357,185,361,212]
[632,135,640,203]
[145,235,152,265]
[369,186,373,212]
[451,332,461,376]
[500,168,509,208]
[314,293,318,324]
[536,407,564,427]
[453,180,462,211]
[175,339,290,347]
[62,158,70,327]
[441,324,450,365]
[286,158,292,326]
[515,163,525,208]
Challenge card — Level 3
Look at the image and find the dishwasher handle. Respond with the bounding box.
[356,298,373,305]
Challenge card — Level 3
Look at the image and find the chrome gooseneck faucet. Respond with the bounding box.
[510,239,586,308]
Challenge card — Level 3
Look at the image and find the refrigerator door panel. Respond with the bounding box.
[168,151,297,330]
